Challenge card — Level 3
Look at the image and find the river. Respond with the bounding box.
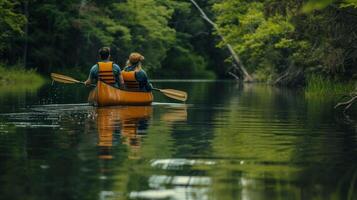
[0,81,356,200]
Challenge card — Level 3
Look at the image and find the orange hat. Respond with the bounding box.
[129,52,144,64]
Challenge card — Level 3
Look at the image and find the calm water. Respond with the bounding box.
[0,81,356,200]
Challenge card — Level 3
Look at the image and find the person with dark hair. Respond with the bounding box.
[84,47,124,88]
[122,52,153,92]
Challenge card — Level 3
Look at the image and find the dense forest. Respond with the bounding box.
[0,0,357,84]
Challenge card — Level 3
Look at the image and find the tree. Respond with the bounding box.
[211,0,357,85]
[0,0,26,57]
[113,0,176,73]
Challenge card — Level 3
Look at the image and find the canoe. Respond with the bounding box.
[88,80,153,106]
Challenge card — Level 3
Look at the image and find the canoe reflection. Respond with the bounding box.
[96,106,152,160]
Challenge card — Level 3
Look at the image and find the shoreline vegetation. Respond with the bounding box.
[305,75,355,98]
[0,65,45,93]
[0,1,354,81]
[1,0,356,92]
[1,64,355,95]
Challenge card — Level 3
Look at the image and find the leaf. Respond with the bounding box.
[302,0,334,13]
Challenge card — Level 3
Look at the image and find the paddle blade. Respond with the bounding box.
[159,89,188,102]
[51,73,81,84]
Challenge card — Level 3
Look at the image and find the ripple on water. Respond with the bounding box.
[151,158,216,170]
[0,103,94,129]
[130,187,209,200]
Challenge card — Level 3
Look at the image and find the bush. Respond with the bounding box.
[0,64,45,87]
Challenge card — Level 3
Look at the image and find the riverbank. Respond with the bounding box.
[0,65,45,93]
[305,75,355,98]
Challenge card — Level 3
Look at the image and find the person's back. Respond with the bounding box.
[122,52,152,92]
[84,47,124,88]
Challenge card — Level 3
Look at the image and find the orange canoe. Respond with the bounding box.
[88,80,153,106]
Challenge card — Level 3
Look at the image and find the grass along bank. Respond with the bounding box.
[0,65,45,93]
[305,74,355,98]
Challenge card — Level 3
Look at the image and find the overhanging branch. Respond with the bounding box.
[189,0,253,82]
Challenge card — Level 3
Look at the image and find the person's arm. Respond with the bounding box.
[136,70,152,91]
[84,72,92,85]
[84,79,91,86]
[114,64,125,88]
[84,65,97,86]
[146,82,153,91]
[119,74,124,86]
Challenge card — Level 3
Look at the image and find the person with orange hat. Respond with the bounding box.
[121,52,153,91]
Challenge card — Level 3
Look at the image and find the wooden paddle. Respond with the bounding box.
[51,73,188,102]
[153,88,188,102]
[51,73,85,85]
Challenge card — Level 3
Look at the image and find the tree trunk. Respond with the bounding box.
[189,0,253,82]
[23,0,29,68]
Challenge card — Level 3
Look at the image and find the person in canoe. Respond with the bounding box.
[84,47,124,88]
[122,52,153,92]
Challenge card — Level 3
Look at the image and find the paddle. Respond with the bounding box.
[51,73,188,102]
[153,88,187,102]
[51,73,97,87]
[51,73,86,85]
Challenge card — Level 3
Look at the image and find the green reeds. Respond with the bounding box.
[0,65,45,93]
[305,74,355,98]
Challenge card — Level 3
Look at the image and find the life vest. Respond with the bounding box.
[98,61,115,84]
[122,70,140,90]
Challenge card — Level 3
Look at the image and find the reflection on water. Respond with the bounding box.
[96,106,153,160]
[0,82,356,200]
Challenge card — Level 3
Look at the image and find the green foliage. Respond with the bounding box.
[0,0,211,78]
[160,46,215,79]
[0,0,26,51]
[213,1,298,76]
[0,0,230,80]
[2,0,357,83]
[303,0,334,12]
[213,0,357,84]
[0,64,44,89]
[303,0,357,12]
[77,2,128,45]
[253,64,276,82]
[341,0,357,7]
[157,0,219,78]
[114,0,176,72]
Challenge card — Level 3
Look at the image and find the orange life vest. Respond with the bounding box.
[122,70,140,90]
[98,62,115,85]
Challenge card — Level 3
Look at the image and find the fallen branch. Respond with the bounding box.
[189,0,253,82]
[335,95,357,111]
[273,64,304,86]
[228,72,240,80]
[274,72,289,85]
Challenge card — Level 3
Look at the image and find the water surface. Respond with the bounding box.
[0,81,356,200]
